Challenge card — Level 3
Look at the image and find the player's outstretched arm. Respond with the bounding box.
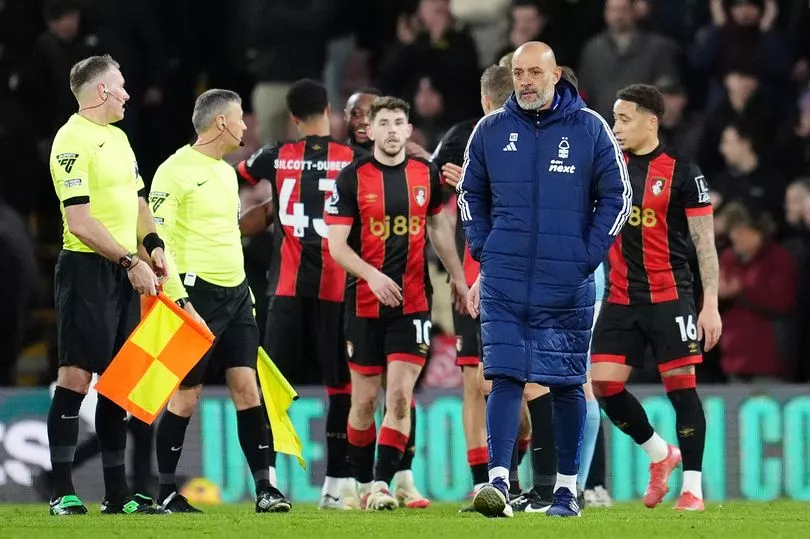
[327,223,402,307]
[239,199,273,237]
[688,213,722,351]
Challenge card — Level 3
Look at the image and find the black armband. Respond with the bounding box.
[142,232,165,254]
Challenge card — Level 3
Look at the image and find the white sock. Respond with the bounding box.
[394,469,413,487]
[268,466,277,487]
[554,473,577,494]
[488,466,509,484]
[681,471,703,499]
[640,433,669,463]
[321,476,340,497]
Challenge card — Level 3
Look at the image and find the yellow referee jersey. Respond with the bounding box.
[149,145,245,301]
[50,114,144,253]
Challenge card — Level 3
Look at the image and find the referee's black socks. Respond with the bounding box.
[95,395,129,503]
[236,406,272,494]
[156,410,191,502]
[47,386,85,498]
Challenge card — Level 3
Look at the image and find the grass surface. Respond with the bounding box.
[1,501,808,538]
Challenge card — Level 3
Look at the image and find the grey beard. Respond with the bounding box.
[517,87,554,111]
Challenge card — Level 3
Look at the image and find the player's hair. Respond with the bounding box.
[286,79,329,121]
[43,0,80,22]
[369,96,410,122]
[616,84,665,121]
[192,89,242,133]
[69,54,120,97]
[480,65,513,108]
[498,52,514,68]
[721,201,776,240]
[788,177,810,193]
[559,66,579,90]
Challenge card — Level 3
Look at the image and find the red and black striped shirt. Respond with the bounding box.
[607,145,712,305]
[325,155,443,318]
[237,135,355,302]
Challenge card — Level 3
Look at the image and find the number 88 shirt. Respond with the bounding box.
[237,135,355,387]
[324,154,444,375]
[591,145,712,374]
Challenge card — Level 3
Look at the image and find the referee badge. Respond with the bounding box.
[650,177,666,197]
[413,186,427,207]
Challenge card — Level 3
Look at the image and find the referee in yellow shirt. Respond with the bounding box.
[149,89,291,514]
[47,55,166,515]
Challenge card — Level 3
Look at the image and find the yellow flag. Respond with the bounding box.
[257,347,305,469]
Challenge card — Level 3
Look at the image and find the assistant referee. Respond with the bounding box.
[47,54,165,516]
[149,89,291,514]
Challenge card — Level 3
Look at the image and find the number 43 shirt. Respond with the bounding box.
[236,135,356,302]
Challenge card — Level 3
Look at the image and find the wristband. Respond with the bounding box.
[143,232,165,255]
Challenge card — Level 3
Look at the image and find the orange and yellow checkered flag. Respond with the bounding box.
[95,293,215,424]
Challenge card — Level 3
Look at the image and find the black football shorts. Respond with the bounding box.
[181,277,259,387]
[55,250,138,374]
[591,297,703,373]
[452,310,481,367]
[264,295,349,388]
[344,312,432,375]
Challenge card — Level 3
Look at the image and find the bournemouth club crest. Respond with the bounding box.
[413,186,427,207]
[650,177,666,196]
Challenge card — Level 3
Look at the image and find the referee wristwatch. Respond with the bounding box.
[119,253,138,271]
[175,297,190,309]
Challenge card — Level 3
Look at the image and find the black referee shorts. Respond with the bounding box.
[181,277,259,388]
[55,250,138,374]
[264,295,349,388]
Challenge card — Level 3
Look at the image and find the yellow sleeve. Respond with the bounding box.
[149,164,187,301]
[50,133,91,204]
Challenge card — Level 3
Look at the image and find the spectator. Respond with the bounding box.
[450,0,510,70]
[377,0,480,125]
[698,67,771,177]
[691,0,793,111]
[578,0,680,120]
[27,0,107,139]
[0,198,37,385]
[494,1,574,67]
[713,122,787,230]
[658,81,703,159]
[245,0,336,144]
[718,202,797,382]
[772,86,810,180]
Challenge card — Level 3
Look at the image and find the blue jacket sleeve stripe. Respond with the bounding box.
[582,107,632,236]
[457,108,502,222]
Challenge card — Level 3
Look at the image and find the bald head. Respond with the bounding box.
[511,41,561,111]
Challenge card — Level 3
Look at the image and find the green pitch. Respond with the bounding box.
[2,502,808,538]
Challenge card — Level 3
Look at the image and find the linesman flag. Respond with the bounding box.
[95,293,215,424]
[257,347,306,469]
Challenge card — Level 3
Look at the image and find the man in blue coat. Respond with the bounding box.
[458,41,631,518]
